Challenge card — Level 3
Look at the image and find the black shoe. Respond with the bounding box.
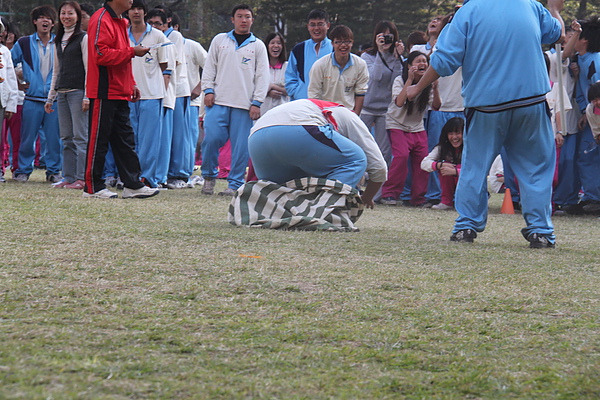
[450,229,477,243]
[562,203,585,215]
[527,233,555,248]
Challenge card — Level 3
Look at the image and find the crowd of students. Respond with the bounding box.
[0,1,598,223]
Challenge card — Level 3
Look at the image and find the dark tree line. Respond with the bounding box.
[1,0,599,52]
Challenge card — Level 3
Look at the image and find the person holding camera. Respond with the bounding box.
[360,21,404,165]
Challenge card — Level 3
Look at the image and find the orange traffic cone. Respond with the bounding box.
[500,188,515,214]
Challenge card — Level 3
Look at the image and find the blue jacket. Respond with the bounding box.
[285,37,332,101]
[11,33,56,101]
[431,0,561,108]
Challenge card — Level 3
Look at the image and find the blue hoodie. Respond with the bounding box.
[431,0,561,108]
[11,32,55,101]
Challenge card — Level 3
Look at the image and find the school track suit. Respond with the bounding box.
[85,4,144,194]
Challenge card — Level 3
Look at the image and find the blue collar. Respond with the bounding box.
[332,53,353,73]
[226,29,256,49]
[128,23,152,46]
[33,32,55,44]
[165,27,174,37]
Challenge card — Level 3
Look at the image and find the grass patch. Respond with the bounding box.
[0,171,599,399]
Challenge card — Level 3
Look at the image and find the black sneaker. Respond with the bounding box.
[450,229,477,243]
[527,233,556,249]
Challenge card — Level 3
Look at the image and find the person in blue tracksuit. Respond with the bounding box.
[284,9,332,101]
[563,17,600,213]
[11,5,62,183]
[407,0,565,248]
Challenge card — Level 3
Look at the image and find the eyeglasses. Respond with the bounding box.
[308,22,327,28]
[150,21,164,27]
[333,40,353,46]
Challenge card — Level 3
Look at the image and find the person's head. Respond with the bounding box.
[578,15,600,53]
[170,12,180,30]
[406,30,426,52]
[330,25,353,59]
[146,8,168,32]
[128,0,147,25]
[154,4,172,25]
[368,20,398,56]
[426,16,443,41]
[403,50,429,82]
[264,31,286,64]
[306,9,329,43]
[440,117,465,149]
[56,1,82,41]
[31,5,57,35]
[3,19,20,49]
[231,4,254,35]
[402,51,430,115]
[79,3,94,31]
[588,82,600,107]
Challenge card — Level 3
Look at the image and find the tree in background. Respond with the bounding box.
[2,0,599,56]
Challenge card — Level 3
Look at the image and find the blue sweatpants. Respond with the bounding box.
[201,104,253,190]
[130,99,163,187]
[553,133,581,206]
[16,100,62,176]
[425,110,465,201]
[576,125,600,202]
[248,124,367,188]
[156,107,174,184]
[186,105,200,177]
[454,102,555,242]
[168,96,190,180]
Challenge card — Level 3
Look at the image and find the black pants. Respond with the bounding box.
[85,99,144,193]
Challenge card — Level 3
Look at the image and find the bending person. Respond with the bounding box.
[248,99,387,208]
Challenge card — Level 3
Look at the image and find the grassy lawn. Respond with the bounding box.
[1,171,599,399]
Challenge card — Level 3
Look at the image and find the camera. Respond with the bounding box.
[383,34,394,44]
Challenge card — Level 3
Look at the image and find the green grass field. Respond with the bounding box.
[1,171,599,399]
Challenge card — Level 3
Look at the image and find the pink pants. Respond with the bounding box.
[440,173,459,206]
[381,128,429,204]
[1,104,22,174]
[217,139,231,179]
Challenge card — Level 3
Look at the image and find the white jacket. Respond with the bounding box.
[201,31,269,110]
[0,45,18,113]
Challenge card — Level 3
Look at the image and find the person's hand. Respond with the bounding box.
[375,33,387,54]
[268,89,282,99]
[191,83,202,100]
[432,80,439,91]
[555,133,565,148]
[4,111,13,120]
[131,86,141,102]
[407,65,417,83]
[249,105,261,120]
[406,85,420,101]
[0,61,4,69]
[570,62,579,79]
[18,81,29,91]
[394,41,405,58]
[439,163,458,176]
[578,114,588,130]
[44,102,54,114]
[571,19,582,33]
[362,195,375,209]
[133,45,150,57]
[82,98,89,112]
[204,93,215,108]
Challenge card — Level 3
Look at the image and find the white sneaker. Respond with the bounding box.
[166,179,186,189]
[432,203,453,210]
[82,188,118,199]
[122,186,160,199]
[187,175,204,188]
